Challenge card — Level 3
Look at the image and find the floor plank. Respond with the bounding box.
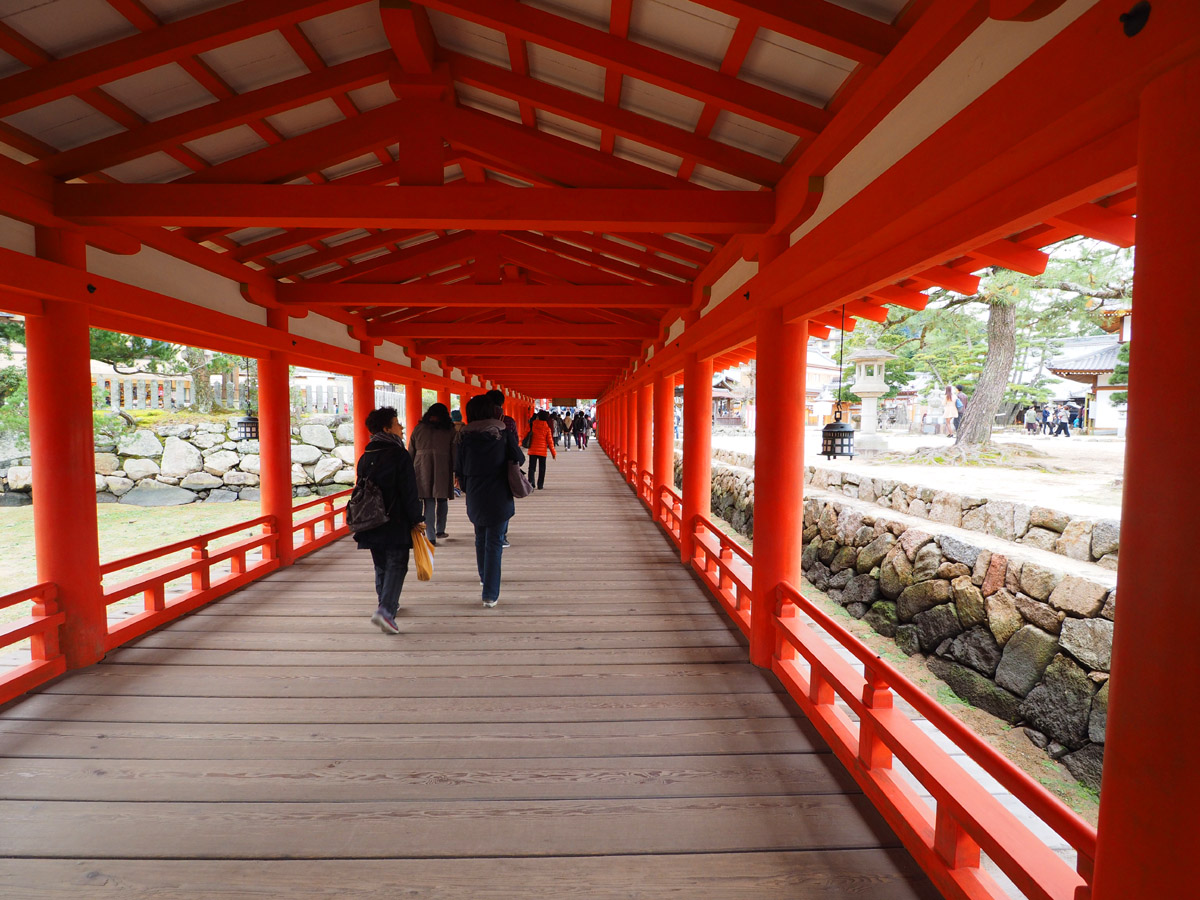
[0,447,936,898]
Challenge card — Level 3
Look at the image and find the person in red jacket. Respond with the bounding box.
[526,409,557,490]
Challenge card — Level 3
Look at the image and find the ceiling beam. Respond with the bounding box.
[439,52,785,187]
[686,0,900,66]
[372,323,658,340]
[416,343,639,357]
[0,0,363,119]
[409,0,828,136]
[32,51,394,180]
[278,283,691,308]
[56,184,776,232]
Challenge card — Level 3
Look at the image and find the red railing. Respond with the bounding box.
[654,484,683,547]
[101,515,279,650]
[636,467,654,507]
[625,462,1097,900]
[690,515,753,637]
[292,489,351,558]
[773,582,1096,900]
[0,583,65,704]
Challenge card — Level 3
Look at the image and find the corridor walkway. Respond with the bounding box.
[0,449,935,898]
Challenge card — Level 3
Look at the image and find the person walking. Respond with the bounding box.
[456,394,524,608]
[572,409,587,449]
[1041,405,1052,434]
[954,384,968,433]
[1054,405,1072,437]
[526,410,557,490]
[409,402,456,545]
[354,406,423,635]
[942,386,957,436]
[486,389,519,548]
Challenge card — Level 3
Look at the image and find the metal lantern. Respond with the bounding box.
[235,416,259,440]
[821,404,855,459]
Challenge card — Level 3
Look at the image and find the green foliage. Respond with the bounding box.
[1109,342,1130,406]
[89,329,178,374]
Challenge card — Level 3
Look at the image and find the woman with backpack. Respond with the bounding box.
[352,406,423,635]
[455,394,525,608]
[409,402,456,546]
[526,409,556,490]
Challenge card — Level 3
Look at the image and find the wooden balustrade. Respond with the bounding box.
[0,583,65,705]
[292,489,352,558]
[690,515,753,637]
[101,515,279,650]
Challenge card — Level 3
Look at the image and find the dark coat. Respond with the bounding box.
[409,422,456,499]
[352,439,422,551]
[455,420,524,528]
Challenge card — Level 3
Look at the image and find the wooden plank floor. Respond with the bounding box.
[0,448,939,899]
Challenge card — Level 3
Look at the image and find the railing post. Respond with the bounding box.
[26,227,106,668]
[30,586,60,662]
[191,540,211,592]
[858,664,894,771]
[750,286,808,667]
[680,352,712,565]
[637,381,652,487]
[1093,55,1200,900]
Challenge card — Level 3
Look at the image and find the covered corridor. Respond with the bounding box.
[0,448,935,898]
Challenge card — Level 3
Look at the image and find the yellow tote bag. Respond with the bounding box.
[411,525,435,581]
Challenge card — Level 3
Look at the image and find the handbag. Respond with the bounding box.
[507,461,534,499]
[411,525,435,581]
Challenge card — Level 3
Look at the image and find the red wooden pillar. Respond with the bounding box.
[680,352,712,564]
[625,387,639,483]
[436,387,450,411]
[353,342,374,460]
[750,307,808,667]
[653,372,673,505]
[637,382,653,489]
[258,307,294,567]
[405,378,423,441]
[26,228,105,667]
[1092,56,1200,900]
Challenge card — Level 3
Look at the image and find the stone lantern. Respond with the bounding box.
[846,338,898,453]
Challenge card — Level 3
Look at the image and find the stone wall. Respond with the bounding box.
[802,494,1111,791]
[808,465,1119,570]
[0,416,358,507]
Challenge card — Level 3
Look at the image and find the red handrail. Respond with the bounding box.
[774,580,1095,900]
[620,458,1097,900]
[0,582,65,704]
[101,513,280,650]
[292,488,351,558]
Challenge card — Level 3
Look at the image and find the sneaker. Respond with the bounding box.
[436,532,448,539]
[482,599,499,608]
[501,540,511,548]
[370,607,400,635]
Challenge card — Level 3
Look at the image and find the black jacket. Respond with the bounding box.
[455,420,524,528]
[352,440,422,550]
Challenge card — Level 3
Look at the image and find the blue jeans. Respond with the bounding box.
[423,497,448,542]
[369,546,410,615]
[475,520,507,603]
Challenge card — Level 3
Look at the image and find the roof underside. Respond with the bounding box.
[0,0,1140,397]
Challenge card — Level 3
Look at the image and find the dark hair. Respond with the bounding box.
[365,406,398,434]
[486,389,505,409]
[537,410,550,421]
[422,402,453,429]
[465,394,496,423]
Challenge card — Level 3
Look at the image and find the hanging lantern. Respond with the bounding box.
[820,304,854,459]
[821,404,854,459]
[235,416,259,441]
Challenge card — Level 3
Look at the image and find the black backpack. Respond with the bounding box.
[346,450,391,533]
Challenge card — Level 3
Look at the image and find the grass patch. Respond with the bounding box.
[875,442,1064,473]
[937,686,971,708]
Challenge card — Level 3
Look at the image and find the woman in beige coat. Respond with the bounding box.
[409,403,456,545]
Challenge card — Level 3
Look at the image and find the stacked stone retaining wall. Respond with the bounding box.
[0,416,358,507]
[673,448,1113,790]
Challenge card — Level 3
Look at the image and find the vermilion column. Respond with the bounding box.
[680,352,712,564]
[405,378,423,440]
[625,387,638,482]
[750,307,808,666]
[653,372,674,504]
[258,307,294,567]
[1092,57,1200,900]
[353,342,374,459]
[26,228,105,667]
[436,387,450,411]
[637,382,653,491]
